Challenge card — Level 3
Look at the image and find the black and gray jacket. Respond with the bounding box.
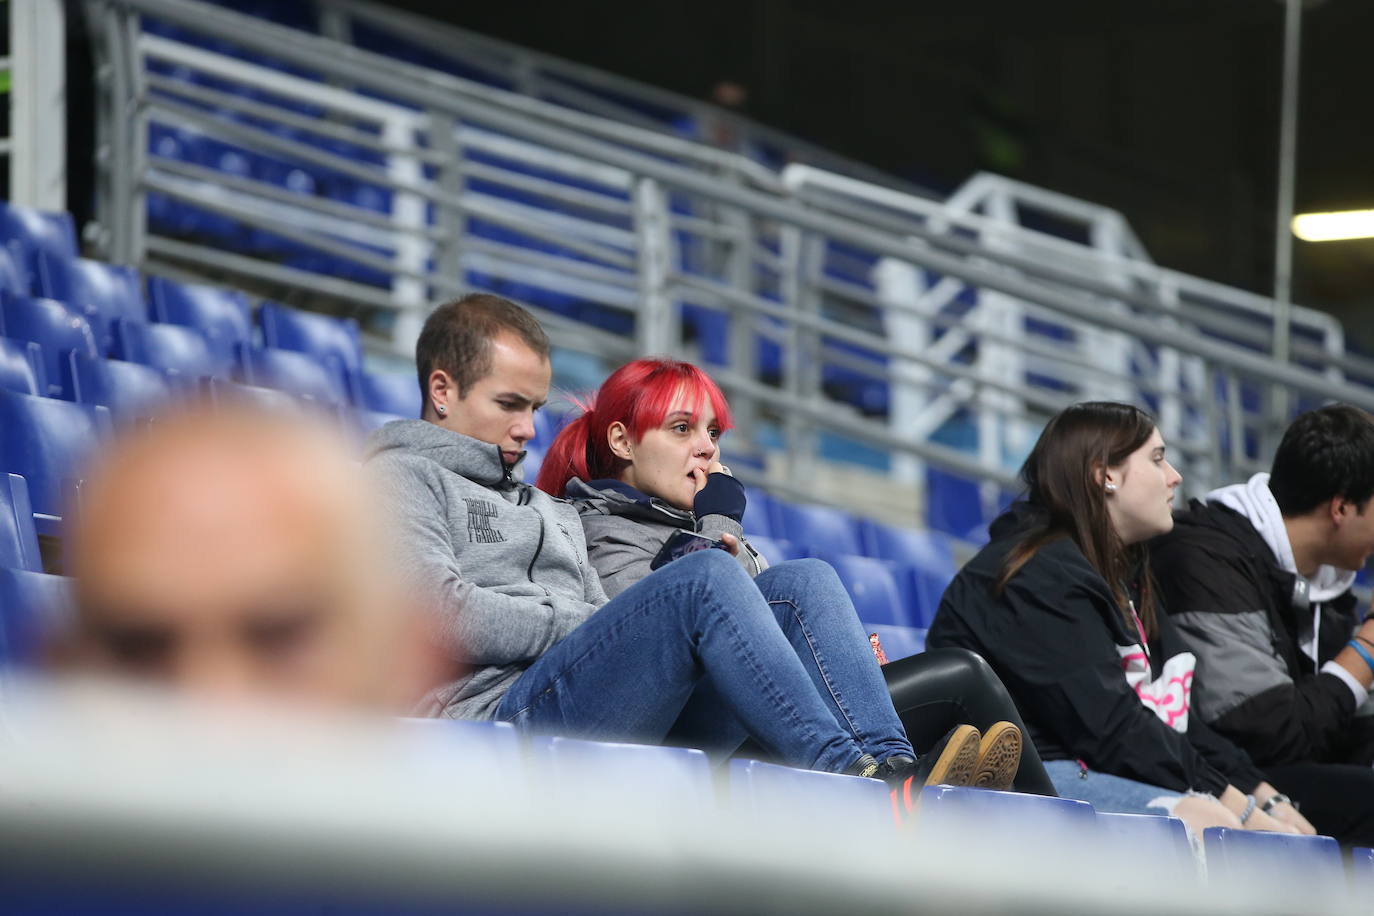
[929,502,1266,795]
[1151,473,1374,767]
[566,475,767,598]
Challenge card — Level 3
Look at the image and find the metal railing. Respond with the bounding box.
[312,0,941,204]
[87,0,1374,518]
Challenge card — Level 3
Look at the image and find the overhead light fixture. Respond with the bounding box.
[1291,209,1374,242]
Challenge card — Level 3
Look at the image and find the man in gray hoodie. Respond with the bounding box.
[366,294,926,782]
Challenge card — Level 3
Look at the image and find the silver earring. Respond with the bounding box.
[1105,483,1118,494]
[436,404,446,415]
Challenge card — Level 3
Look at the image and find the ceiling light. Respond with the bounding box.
[1291,209,1374,242]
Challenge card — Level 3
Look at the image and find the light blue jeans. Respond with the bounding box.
[1043,759,1184,815]
[495,551,914,773]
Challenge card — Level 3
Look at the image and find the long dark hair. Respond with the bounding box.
[997,401,1160,638]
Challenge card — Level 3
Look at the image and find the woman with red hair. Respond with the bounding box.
[539,358,1052,797]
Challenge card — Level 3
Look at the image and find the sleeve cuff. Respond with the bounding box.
[1321,660,1369,708]
[693,473,746,522]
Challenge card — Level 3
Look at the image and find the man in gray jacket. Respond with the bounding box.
[366,294,931,783]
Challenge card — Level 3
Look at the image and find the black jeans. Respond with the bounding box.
[1264,761,1374,848]
[882,647,1057,797]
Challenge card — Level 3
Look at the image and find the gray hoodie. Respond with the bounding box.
[366,420,606,719]
[566,477,767,599]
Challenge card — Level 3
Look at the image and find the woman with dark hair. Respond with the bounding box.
[928,401,1315,835]
[538,357,1057,799]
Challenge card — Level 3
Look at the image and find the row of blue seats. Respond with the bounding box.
[368,719,1374,898]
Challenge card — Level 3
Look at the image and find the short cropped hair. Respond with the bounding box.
[415,294,550,406]
[1269,404,1374,516]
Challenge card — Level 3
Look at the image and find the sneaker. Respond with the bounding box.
[844,752,880,779]
[885,725,981,817]
[911,724,982,789]
[970,720,1022,790]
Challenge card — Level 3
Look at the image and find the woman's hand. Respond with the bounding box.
[1241,806,1300,834]
[1266,800,1315,834]
[1250,783,1315,834]
[718,532,742,557]
[691,458,730,494]
[1172,795,1242,835]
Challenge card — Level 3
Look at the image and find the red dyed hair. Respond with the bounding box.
[536,358,734,497]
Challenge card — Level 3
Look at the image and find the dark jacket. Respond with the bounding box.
[566,475,766,598]
[1151,499,1371,767]
[928,503,1266,795]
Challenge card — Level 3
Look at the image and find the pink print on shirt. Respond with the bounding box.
[1117,645,1195,732]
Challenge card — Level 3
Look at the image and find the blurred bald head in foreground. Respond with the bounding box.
[64,407,443,711]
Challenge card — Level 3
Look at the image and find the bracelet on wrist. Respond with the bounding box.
[1239,794,1257,825]
[1357,634,1374,652]
[1347,638,1374,675]
[1260,792,1291,814]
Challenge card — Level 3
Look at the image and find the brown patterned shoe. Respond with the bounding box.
[971,720,1021,790]
[912,724,981,788]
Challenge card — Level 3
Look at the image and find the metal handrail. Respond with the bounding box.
[315,0,941,202]
[92,0,1374,508]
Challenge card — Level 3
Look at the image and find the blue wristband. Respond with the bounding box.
[1347,639,1374,675]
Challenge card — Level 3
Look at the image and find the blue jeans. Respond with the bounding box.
[494,551,913,773]
[1043,759,1183,815]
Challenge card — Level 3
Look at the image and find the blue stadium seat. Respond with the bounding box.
[866,623,926,662]
[919,785,1095,842]
[741,486,775,539]
[352,407,406,435]
[0,568,72,666]
[521,441,546,482]
[1352,847,1374,892]
[0,296,99,398]
[1095,812,1193,881]
[0,474,42,573]
[926,467,988,541]
[532,407,556,446]
[258,302,363,373]
[0,201,77,290]
[0,389,113,536]
[64,352,177,424]
[859,519,956,571]
[397,717,521,761]
[742,535,801,565]
[893,563,948,629]
[237,345,348,407]
[545,737,714,807]
[728,758,892,831]
[113,319,235,380]
[36,254,146,354]
[146,275,254,365]
[353,368,420,416]
[774,502,863,556]
[205,378,307,415]
[1202,828,1343,907]
[0,246,26,296]
[0,336,46,396]
[818,553,908,627]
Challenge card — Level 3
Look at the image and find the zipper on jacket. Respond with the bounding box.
[526,512,546,583]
